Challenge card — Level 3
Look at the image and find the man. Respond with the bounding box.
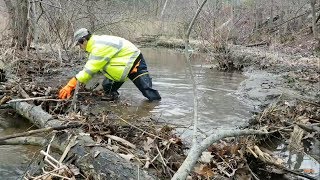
[58,28,161,101]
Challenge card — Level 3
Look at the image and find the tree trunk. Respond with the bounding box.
[160,0,168,18]
[284,0,290,34]
[255,8,263,29]
[3,0,29,49]
[87,0,96,31]
[30,0,38,50]
[3,0,15,37]
[14,0,29,49]
[268,0,274,30]
[310,0,320,48]
[9,101,154,179]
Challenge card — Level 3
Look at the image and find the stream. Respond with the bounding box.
[0,48,318,179]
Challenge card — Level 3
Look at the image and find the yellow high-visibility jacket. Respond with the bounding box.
[76,35,140,84]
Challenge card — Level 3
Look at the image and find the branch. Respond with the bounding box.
[68,81,80,112]
[0,124,82,141]
[185,0,208,46]
[160,0,168,18]
[7,96,66,103]
[172,129,269,180]
[0,136,46,146]
[296,122,320,133]
[105,134,136,149]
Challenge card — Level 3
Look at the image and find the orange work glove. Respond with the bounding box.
[58,77,77,99]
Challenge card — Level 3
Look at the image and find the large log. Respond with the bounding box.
[9,101,154,180]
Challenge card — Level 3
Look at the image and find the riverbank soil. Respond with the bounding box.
[0,31,319,179]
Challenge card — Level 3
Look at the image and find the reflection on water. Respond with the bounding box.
[104,48,252,136]
[268,140,320,179]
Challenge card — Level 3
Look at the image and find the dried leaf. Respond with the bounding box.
[119,153,135,162]
[95,135,103,144]
[296,116,309,123]
[68,164,80,176]
[194,164,214,178]
[169,137,182,144]
[303,169,315,174]
[288,125,304,152]
[200,151,213,163]
[162,140,171,150]
[143,137,154,152]
[229,144,239,155]
[106,144,119,152]
[144,153,151,169]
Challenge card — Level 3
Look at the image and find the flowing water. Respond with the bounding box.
[0,111,40,179]
[94,48,252,137]
[1,48,318,179]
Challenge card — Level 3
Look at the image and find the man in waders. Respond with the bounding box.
[58,28,161,101]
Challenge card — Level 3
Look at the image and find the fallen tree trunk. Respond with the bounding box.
[9,101,154,179]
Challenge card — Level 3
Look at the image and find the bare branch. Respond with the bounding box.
[172,129,269,180]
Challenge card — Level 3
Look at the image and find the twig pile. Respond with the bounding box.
[24,135,79,180]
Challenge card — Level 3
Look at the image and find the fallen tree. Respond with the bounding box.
[8,101,154,179]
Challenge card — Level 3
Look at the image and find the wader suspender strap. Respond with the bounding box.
[132,72,149,82]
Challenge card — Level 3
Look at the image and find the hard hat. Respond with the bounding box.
[73,28,90,44]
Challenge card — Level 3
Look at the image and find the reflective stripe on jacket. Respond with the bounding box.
[76,35,140,83]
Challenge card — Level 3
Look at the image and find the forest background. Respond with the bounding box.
[0,0,319,53]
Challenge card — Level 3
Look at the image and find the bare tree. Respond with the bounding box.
[86,0,96,31]
[4,0,30,49]
[310,0,320,48]
[185,0,208,47]
[160,0,169,18]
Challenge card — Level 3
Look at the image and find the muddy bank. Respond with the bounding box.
[226,45,319,97]
[221,44,320,179]
[225,46,319,115]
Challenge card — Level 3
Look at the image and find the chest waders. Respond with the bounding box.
[102,53,161,101]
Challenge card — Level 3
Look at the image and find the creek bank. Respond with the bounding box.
[222,44,320,179]
[135,36,320,178]
[0,39,319,179]
[226,45,319,104]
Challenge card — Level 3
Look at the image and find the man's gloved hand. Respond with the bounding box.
[58,77,77,99]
